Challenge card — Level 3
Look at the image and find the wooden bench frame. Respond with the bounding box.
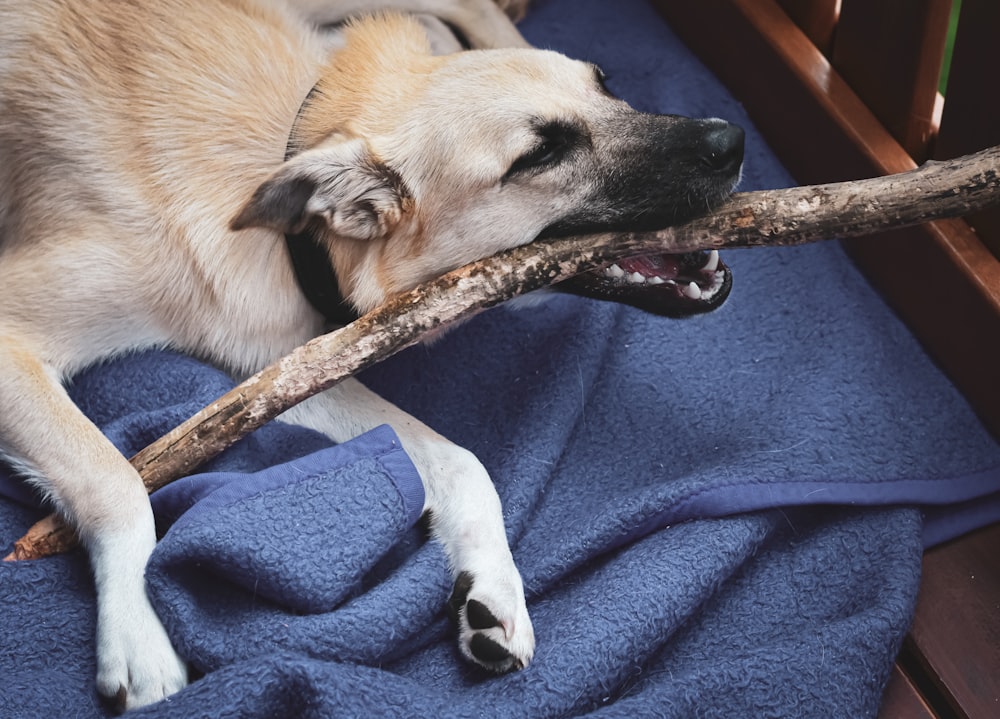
[646,1,1000,716]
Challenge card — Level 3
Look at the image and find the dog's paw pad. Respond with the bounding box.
[448,570,534,674]
[466,599,501,630]
[469,634,522,668]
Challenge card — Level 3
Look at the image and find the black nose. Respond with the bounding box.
[700,122,745,174]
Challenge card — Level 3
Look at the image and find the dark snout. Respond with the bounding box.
[549,112,745,319]
[615,115,744,229]
[641,116,745,213]
[698,121,745,177]
[540,114,745,239]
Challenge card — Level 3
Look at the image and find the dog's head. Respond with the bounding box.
[231,14,743,318]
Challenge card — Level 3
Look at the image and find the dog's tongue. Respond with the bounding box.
[557,249,732,317]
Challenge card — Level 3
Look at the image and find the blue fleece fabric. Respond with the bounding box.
[2,0,999,717]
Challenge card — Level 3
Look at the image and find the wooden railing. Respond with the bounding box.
[650,0,1000,440]
[646,3,1000,717]
[778,0,999,248]
[784,0,951,163]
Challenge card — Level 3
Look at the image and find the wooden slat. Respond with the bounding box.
[933,0,1000,257]
[907,524,1000,718]
[831,0,952,162]
[878,665,939,719]
[775,0,839,54]
[847,216,1000,437]
[648,0,1000,440]
[650,0,916,181]
[641,12,1000,717]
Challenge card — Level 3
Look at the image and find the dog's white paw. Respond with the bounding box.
[448,568,535,673]
[354,418,536,673]
[95,596,188,710]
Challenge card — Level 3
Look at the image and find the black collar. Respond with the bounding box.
[283,228,361,327]
[283,86,362,327]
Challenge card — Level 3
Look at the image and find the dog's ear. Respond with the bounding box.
[230,139,409,240]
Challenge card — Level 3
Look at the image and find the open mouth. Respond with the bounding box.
[557,249,732,318]
[538,116,744,318]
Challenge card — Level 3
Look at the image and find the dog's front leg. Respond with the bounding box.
[0,339,187,709]
[281,377,535,671]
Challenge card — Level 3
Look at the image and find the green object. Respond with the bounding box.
[940,0,962,95]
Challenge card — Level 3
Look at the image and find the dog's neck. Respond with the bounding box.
[283,85,361,328]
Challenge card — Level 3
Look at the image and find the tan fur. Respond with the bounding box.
[0,0,743,709]
[0,0,555,706]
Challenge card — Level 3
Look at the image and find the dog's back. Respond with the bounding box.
[0,0,330,376]
[0,2,361,707]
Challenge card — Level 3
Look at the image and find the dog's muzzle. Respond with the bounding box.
[558,120,744,318]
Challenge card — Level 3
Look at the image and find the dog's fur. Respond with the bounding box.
[0,0,742,709]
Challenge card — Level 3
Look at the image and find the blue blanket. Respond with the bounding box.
[3,0,999,717]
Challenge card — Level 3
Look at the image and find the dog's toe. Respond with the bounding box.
[97,640,188,712]
[96,596,188,710]
[448,570,534,673]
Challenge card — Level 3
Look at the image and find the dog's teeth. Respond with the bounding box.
[648,276,665,285]
[704,250,719,273]
[683,281,702,300]
[605,264,625,279]
[628,272,646,284]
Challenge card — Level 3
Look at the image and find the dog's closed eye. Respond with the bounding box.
[503,120,584,181]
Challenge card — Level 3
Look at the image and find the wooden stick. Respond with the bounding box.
[7,145,1000,561]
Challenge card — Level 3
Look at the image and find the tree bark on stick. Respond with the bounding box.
[7,145,1000,561]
